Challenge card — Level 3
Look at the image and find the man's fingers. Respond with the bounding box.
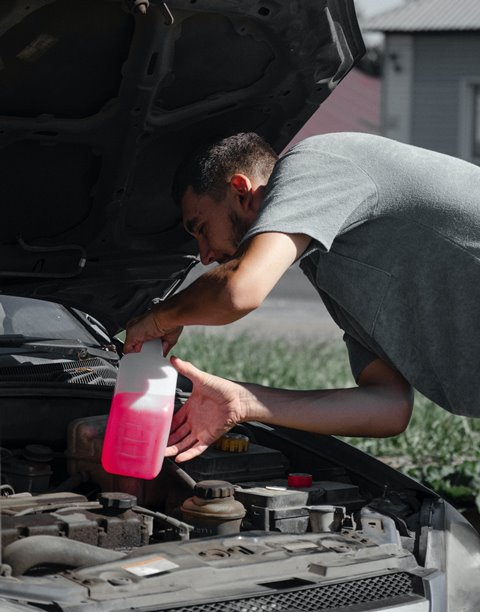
[170,356,205,385]
[162,340,173,357]
[167,421,190,446]
[165,432,197,457]
[175,442,209,463]
[165,445,180,457]
[124,313,179,355]
[170,405,188,430]
[165,430,212,462]
[162,327,183,356]
[123,339,142,354]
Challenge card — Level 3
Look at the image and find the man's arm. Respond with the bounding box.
[166,356,414,462]
[124,231,311,353]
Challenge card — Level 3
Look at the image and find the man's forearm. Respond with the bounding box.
[124,260,256,353]
[238,382,413,438]
[155,261,256,328]
[155,232,310,329]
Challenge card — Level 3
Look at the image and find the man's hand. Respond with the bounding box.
[124,308,183,355]
[166,356,245,462]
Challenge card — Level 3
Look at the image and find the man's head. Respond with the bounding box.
[172,132,278,265]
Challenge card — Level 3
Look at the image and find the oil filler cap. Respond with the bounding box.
[288,473,313,488]
[194,480,234,500]
[215,433,249,453]
[23,444,54,463]
[98,492,137,510]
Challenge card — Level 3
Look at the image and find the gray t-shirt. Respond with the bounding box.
[242,133,480,417]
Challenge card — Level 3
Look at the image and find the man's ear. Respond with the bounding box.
[230,174,252,196]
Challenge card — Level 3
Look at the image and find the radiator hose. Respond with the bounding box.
[3,535,126,576]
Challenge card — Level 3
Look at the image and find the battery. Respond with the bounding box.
[234,479,363,533]
[183,443,289,483]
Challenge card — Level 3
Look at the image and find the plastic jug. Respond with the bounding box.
[101,340,177,479]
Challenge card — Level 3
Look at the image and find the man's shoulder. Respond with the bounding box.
[278,133,394,175]
[287,132,384,155]
[272,132,386,184]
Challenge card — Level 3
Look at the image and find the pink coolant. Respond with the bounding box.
[101,391,174,480]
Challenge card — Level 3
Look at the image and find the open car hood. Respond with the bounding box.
[0,0,364,334]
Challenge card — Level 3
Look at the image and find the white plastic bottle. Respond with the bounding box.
[101,340,178,479]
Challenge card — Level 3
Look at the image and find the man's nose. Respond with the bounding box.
[198,239,216,265]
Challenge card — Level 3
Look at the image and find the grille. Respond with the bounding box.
[166,572,421,612]
[0,357,117,386]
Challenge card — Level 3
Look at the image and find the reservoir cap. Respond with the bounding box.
[215,433,249,453]
[194,480,234,499]
[288,473,313,488]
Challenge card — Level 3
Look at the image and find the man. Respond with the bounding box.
[125,131,480,462]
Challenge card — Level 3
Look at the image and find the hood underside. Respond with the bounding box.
[0,0,364,333]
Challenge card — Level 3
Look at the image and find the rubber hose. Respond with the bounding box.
[3,535,126,576]
[165,457,196,490]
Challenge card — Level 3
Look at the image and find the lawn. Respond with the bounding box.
[175,331,480,510]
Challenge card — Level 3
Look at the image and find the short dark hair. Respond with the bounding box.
[171,132,278,206]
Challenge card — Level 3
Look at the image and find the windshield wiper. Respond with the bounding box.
[0,335,51,347]
[0,335,119,362]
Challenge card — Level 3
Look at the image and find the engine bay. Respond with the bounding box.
[0,353,462,611]
[0,383,435,583]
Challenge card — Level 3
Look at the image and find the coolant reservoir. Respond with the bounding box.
[180,480,246,536]
[101,340,177,480]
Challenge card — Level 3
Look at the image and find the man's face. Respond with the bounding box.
[181,186,252,265]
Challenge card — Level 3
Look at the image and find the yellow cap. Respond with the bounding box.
[215,433,249,453]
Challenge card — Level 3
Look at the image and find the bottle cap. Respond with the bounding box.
[288,473,313,488]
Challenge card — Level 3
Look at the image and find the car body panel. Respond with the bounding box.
[0,0,364,334]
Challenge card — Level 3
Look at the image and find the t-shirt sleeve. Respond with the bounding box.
[241,137,377,252]
[343,333,378,382]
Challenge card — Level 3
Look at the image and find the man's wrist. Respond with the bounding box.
[151,299,179,332]
[237,383,266,423]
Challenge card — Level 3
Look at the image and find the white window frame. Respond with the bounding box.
[459,78,480,165]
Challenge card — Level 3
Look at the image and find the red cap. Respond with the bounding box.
[287,473,313,488]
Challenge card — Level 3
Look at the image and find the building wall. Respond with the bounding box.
[382,34,414,143]
[382,32,480,163]
[412,33,480,161]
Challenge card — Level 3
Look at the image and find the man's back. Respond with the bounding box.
[244,133,480,416]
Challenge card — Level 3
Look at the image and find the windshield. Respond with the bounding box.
[0,295,101,346]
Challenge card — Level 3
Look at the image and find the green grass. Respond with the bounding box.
[175,331,480,509]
